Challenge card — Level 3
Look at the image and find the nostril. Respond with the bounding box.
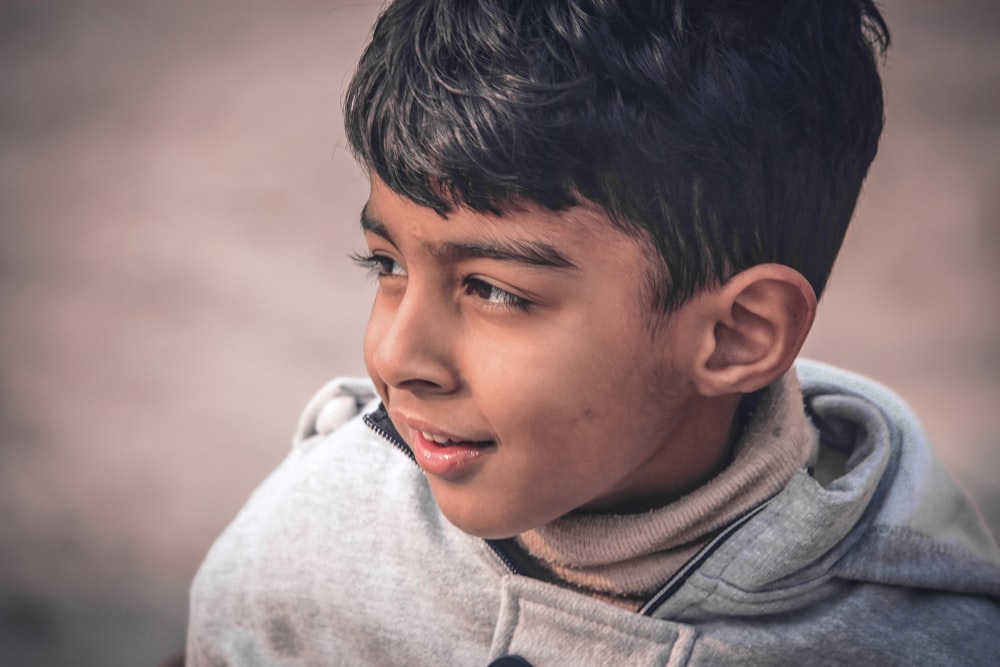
[395,377,446,392]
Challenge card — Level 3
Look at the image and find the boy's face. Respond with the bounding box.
[362,177,722,539]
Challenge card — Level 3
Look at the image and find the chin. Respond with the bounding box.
[443,511,523,541]
[436,498,545,541]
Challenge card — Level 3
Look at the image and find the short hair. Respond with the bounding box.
[344,0,890,310]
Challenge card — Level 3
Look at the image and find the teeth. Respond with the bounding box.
[421,430,453,445]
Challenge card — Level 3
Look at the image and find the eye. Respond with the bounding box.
[463,277,532,312]
[350,251,406,278]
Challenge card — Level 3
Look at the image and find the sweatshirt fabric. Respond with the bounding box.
[186,360,1000,666]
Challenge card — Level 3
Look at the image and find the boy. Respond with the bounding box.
[186,0,1000,664]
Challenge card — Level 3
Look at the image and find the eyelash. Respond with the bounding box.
[349,252,533,312]
[462,277,533,312]
[350,251,404,278]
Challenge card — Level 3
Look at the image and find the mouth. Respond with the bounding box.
[416,430,493,448]
[392,413,496,479]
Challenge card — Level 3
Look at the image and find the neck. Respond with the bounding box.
[583,391,745,514]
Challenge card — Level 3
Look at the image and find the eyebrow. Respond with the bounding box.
[360,207,578,270]
[361,206,395,245]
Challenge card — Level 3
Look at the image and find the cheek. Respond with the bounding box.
[498,340,669,468]
[482,346,634,445]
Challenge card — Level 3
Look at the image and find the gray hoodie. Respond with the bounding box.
[187,360,1000,665]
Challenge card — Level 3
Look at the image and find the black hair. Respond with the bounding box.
[345,0,890,310]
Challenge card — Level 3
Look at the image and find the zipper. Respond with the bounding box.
[638,499,772,616]
[485,539,522,575]
[363,407,416,463]
[363,406,521,575]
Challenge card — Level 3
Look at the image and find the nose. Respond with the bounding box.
[366,283,460,395]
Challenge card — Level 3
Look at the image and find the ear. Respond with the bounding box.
[686,264,817,396]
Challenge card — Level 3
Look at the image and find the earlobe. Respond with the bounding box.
[692,265,817,396]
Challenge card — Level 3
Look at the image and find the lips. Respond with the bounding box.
[393,414,495,479]
[417,430,492,448]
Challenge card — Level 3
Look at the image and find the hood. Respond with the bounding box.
[675,359,1000,618]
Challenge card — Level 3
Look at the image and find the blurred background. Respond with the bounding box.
[1,1,997,664]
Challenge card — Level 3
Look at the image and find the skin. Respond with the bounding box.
[359,177,754,540]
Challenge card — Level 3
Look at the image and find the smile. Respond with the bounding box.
[397,418,496,479]
[392,410,493,446]
[420,430,458,445]
[419,430,492,447]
